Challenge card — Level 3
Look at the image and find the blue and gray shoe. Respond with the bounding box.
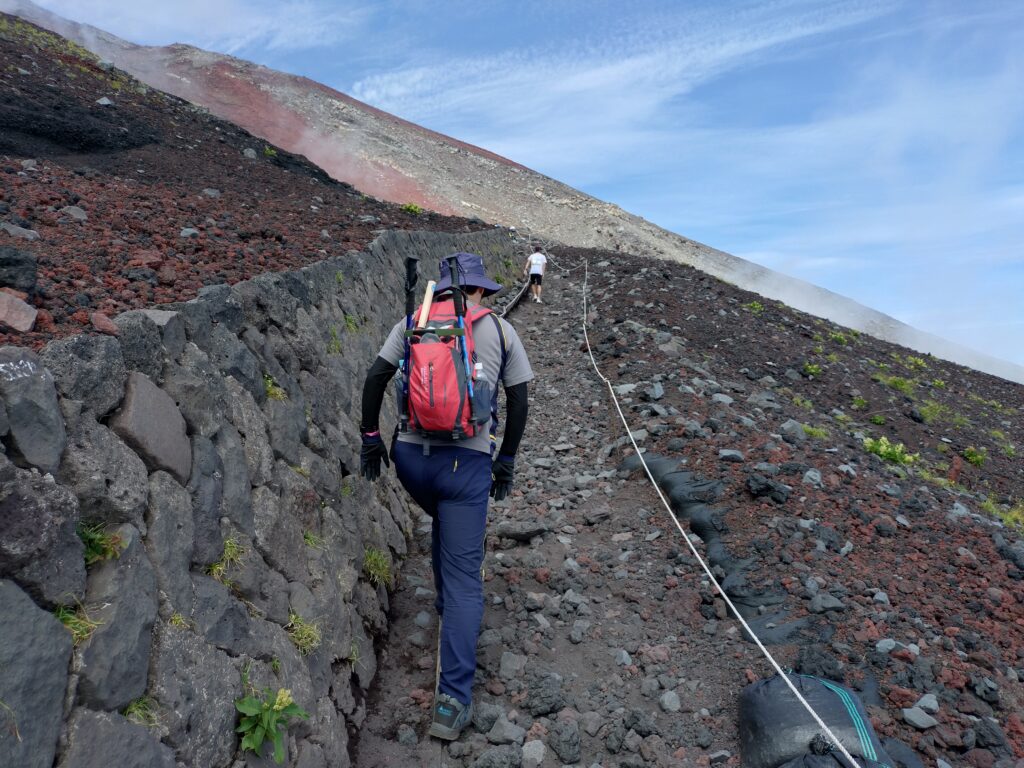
[427,693,473,740]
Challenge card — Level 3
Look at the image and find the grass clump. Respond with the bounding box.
[327,327,342,355]
[802,425,829,439]
[996,501,1024,531]
[863,436,918,465]
[963,446,987,467]
[931,378,946,389]
[742,301,764,315]
[262,145,278,158]
[918,399,949,424]
[286,613,321,656]
[363,547,392,588]
[905,355,929,371]
[793,395,813,411]
[77,523,123,566]
[344,314,360,333]
[869,414,886,425]
[851,396,868,411]
[169,612,190,629]
[875,374,915,396]
[123,697,160,728]
[207,537,245,584]
[829,331,848,345]
[289,464,310,478]
[55,605,101,646]
[303,531,324,550]
[236,688,309,765]
[263,374,287,401]
[399,202,423,215]
[801,362,822,377]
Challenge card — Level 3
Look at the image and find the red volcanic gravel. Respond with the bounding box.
[0,22,488,349]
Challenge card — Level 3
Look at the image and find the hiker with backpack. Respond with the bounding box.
[359,251,533,740]
[524,244,547,303]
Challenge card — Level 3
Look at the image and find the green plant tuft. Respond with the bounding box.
[829,331,848,345]
[235,688,308,765]
[169,612,190,629]
[399,202,423,215]
[327,327,342,355]
[303,531,324,550]
[742,301,764,315]
[875,374,915,396]
[263,374,287,401]
[801,362,822,377]
[931,378,946,389]
[863,436,918,465]
[918,399,949,424]
[802,425,829,439]
[123,697,160,728]
[362,547,392,588]
[850,396,868,411]
[963,446,987,467]
[55,605,102,646]
[262,145,278,158]
[792,395,814,411]
[77,522,124,566]
[344,314,360,333]
[869,414,886,425]
[286,613,321,656]
[207,537,245,584]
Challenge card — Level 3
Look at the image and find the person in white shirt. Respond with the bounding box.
[523,245,547,303]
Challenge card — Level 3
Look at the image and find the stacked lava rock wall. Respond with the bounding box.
[0,227,521,768]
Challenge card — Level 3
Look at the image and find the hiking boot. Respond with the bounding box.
[428,693,473,740]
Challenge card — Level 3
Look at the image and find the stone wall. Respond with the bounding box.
[0,228,522,768]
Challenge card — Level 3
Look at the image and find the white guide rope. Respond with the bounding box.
[580,261,860,768]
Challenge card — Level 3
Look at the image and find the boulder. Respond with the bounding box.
[113,310,164,381]
[0,580,73,768]
[187,435,225,567]
[77,525,157,710]
[0,245,37,293]
[0,347,65,474]
[59,415,148,527]
[41,334,126,416]
[150,623,240,768]
[57,709,176,768]
[144,472,194,614]
[0,290,37,332]
[109,372,191,484]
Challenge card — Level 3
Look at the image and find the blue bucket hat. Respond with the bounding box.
[434,252,503,297]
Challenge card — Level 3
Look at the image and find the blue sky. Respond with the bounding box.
[31,0,1024,367]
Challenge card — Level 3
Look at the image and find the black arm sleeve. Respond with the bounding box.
[360,356,399,433]
[497,381,529,458]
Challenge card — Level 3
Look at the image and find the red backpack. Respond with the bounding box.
[402,299,496,440]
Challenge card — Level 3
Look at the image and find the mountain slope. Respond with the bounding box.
[5,0,1024,385]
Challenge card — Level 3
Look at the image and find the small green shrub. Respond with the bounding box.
[340,480,354,498]
[931,378,946,389]
[997,501,1024,531]
[263,374,287,401]
[826,352,840,363]
[271,657,281,674]
[286,613,321,656]
[802,425,829,439]
[262,145,278,158]
[863,436,918,464]
[335,271,345,286]
[1003,444,1017,458]
[169,612,190,629]
[55,605,101,646]
[875,374,915,396]
[123,697,159,728]
[793,395,814,410]
[905,356,929,371]
[802,362,821,377]
[399,202,423,215]
[918,399,949,424]
[363,547,392,588]
[327,327,342,355]
[207,537,245,584]
[303,531,324,550]
[963,446,987,467]
[829,331,848,345]
[344,314,360,333]
[851,396,868,411]
[743,301,764,315]
[77,523,124,566]
[869,414,886,425]
[235,688,308,765]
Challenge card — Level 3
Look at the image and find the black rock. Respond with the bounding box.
[0,245,36,293]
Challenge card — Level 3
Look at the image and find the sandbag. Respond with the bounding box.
[739,674,894,768]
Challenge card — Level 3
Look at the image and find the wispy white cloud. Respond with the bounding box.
[29,0,371,53]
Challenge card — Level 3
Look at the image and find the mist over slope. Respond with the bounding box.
[6,0,1023,384]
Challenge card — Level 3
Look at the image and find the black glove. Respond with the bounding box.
[360,431,390,481]
[490,455,515,501]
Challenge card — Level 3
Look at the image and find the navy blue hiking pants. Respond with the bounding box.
[393,442,491,706]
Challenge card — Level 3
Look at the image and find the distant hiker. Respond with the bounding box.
[359,251,533,740]
[524,244,547,303]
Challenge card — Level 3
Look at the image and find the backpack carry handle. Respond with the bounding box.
[447,255,465,319]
